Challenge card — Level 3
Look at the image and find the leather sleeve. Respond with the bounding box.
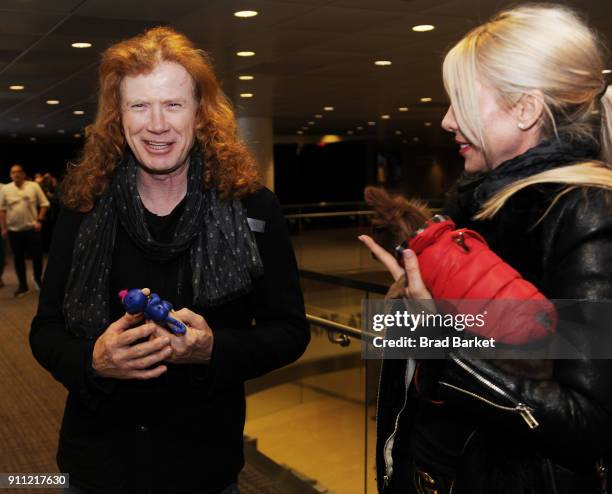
[437,187,612,459]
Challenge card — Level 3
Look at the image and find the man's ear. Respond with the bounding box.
[513,90,545,130]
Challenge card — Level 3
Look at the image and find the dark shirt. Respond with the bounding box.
[30,187,310,494]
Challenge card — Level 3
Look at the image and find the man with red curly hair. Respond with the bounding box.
[30,27,309,494]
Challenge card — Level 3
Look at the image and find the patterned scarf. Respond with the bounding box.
[63,150,263,339]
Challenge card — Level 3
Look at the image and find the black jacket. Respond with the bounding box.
[376,138,612,494]
[30,187,310,494]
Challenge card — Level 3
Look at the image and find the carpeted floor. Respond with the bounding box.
[0,272,66,494]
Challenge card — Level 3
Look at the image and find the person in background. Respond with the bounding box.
[360,4,612,493]
[0,164,49,296]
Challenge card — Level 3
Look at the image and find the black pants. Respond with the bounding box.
[8,229,43,289]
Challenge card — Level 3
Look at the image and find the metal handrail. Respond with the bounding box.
[300,269,388,294]
[286,210,374,220]
[307,313,374,342]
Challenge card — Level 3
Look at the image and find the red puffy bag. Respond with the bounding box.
[407,215,557,344]
[365,186,556,345]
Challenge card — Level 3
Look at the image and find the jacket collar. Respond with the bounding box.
[455,134,599,217]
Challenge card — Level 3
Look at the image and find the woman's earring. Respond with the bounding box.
[517,122,526,130]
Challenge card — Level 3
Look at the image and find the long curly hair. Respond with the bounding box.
[62,26,260,212]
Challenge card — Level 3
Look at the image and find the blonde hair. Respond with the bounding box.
[442,4,612,219]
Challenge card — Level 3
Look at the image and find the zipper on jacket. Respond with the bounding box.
[440,355,539,429]
[381,358,415,487]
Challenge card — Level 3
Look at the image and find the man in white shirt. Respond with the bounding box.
[0,164,50,296]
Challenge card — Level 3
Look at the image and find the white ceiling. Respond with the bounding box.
[0,0,610,141]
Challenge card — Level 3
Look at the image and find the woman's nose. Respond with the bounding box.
[441,106,458,133]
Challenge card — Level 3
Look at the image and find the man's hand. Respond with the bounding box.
[34,221,42,232]
[152,308,214,364]
[1,229,7,240]
[92,313,172,379]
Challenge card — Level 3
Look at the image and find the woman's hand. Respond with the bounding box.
[92,313,172,379]
[152,308,214,364]
[358,234,432,300]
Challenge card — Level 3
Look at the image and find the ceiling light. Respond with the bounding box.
[10,133,16,138]
[308,121,315,125]
[413,137,420,142]
[347,130,354,135]
[420,97,432,102]
[374,60,392,66]
[603,69,612,74]
[9,85,24,90]
[73,110,85,115]
[239,75,254,80]
[74,133,81,138]
[424,122,432,127]
[412,24,435,32]
[236,51,255,57]
[12,117,20,122]
[314,114,323,119]
[367,121,376,126]
[29,137,37,142]
[297,130,304,135]
[36,123,45,128]
[301,126,308,130]
[323,106,334,111]
[71,42,92,48]
[240,93,253,98]
[356,126,364,130]
[57,129,65,134]
[234,10,258,18]
[395,130,402,135]
[398,107,409,112]
[381,114,390,119]
[46,99,60,105]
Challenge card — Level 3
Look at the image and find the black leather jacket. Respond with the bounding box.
[376,138,612,494]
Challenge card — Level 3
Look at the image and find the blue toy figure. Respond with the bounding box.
[119,287,187,336]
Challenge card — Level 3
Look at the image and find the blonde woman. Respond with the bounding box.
[360,4,612,494]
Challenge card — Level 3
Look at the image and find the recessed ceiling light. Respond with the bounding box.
[356,126,364,130]
[398,107,409,112]
[374,60,392,66]
[29,137,37,142]
[603,69,612,74]
[301,126,308,130]
[74,133,81,138]
[395,130,402,135]
[236,51,255,57]
[57,129,65,134]
[36,123,45,128]
[10,133,16,138]
[73,110,85,115]
[324,106,334,111]
[381,114,390,119]
[234,10,258,18]
[46,99,60,105]
[420,97,432,102]
[308,121,315,125]
[367,121,376,126]
[413,137,420,142]
[424,122,432,127]
[297,130,304,135]
[412,24,435,32]
[314,114,323,119]
[347,130,354,135]
[12,117,20,122]
[240,93,254,98]
[71,42,92,48]
[239,75,254,80]
[9,85,24,90]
